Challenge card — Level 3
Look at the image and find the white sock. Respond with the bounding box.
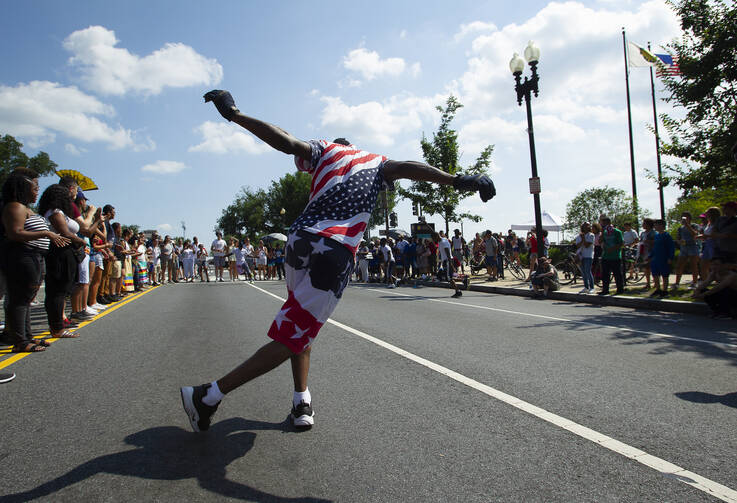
[293,388,311,406]
[203,381,224,406]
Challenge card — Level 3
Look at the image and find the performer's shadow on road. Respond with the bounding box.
[1,417,331,503]
[675,391,737,409]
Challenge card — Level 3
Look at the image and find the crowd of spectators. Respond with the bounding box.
[3,168,735,355]
[349,203,737,314]
[565,204,737,317]
[0,170,291,353]
[352,228,538,289]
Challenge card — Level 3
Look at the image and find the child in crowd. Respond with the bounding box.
[649,219,675,297]
[197,243,209,282]
[182,240,196,282]
[226,238,239,281]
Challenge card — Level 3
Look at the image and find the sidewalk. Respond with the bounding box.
[407,271,710,316]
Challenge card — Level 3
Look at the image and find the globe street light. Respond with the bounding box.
[511,41,545,260]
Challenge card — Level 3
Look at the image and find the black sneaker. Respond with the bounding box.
[290,400,314,429]
[97,296,111,305]
[180,384,220,432]
[70,311,95,321]
[451,290,463,298]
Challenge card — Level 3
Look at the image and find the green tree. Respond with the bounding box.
[563,186,645,232]
[665,186,737,229]
[658,0,737,193]
[263,171,311,233]
[216,187,268,239]
[399,95,494,235]
[216,171,311,240]
[0,134,58,187]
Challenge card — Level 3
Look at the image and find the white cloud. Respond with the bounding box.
[319,94,440,147]
[64,143,86,155]
[63,25,223,96]
[454,21,498,42]
[156,223,173,232]
[188,121,271,155]
[0,81,144,149]
[454,0,681,118]
[400,30,408,39]
[141,160,187,175]
[343,48,419,81]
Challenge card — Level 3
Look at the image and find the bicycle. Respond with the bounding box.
[504,253,527,280]
[553,252,582,286]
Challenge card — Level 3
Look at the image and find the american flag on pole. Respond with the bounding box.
[655,54,681,77]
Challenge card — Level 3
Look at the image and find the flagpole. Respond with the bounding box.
[622,28,639,222]
[648,42,665,220]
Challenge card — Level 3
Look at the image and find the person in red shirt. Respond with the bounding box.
[426,238,438,277]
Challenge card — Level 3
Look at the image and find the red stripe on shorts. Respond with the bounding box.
[267,290,324,354]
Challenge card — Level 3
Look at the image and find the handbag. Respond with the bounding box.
[71,243,86,263]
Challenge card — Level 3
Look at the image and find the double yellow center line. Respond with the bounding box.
[0,286,160,370]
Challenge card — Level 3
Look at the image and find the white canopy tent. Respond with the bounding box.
[510,211,564,242]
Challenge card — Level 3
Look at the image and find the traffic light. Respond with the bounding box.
[389,212,398,228]
[412,202,418,215]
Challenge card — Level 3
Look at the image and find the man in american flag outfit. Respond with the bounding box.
[181,90,495,431]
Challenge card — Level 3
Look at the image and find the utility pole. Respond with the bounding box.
[383,191,390,235]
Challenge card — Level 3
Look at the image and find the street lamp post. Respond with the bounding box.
[511,41,545,255]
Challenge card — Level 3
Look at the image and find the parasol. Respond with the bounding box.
[262,233,288,242]
[56,169,98,191]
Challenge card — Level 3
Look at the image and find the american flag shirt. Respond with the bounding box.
[290,140,389,254]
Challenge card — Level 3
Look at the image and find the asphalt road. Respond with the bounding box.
[1,279,736,502]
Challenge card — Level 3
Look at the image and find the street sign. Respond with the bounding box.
[529,177,541,194]
[411,222,435,239]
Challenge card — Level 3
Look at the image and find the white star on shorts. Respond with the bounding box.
[311,238,331,255]
[290,324,308,339]
[274,308,291,329]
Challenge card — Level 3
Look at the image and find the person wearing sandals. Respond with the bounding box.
[1,173,70,352]
[39,184,86,340]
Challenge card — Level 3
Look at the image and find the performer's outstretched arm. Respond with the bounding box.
[204,90,311,160]
[384,159,496,202]
[383,160,454,185]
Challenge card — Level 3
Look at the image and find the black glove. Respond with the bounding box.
[453,174,496,202]
[203,90,239,121]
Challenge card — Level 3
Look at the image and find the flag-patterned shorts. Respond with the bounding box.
[267,231,354,354]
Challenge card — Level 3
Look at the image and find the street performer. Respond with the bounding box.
[181,90,495,432]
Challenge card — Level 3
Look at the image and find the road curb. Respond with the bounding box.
[412,280,710,316]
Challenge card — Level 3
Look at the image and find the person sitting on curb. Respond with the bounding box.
[530,256,559,298]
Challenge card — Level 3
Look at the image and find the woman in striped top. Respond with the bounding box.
[1,170,69,352]
[39,184,87,339]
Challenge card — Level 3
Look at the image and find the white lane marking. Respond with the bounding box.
[245,281,737,501]
[365,287,737,351]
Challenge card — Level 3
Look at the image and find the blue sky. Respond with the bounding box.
[1,1,684,243]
